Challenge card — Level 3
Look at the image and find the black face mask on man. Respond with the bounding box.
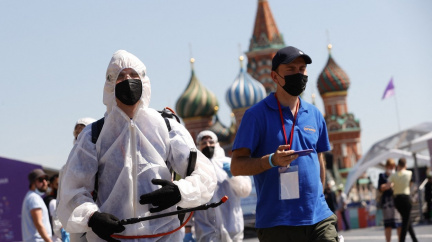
[115,79,142,105]
[202,146,215,159]
[278,73,308,96]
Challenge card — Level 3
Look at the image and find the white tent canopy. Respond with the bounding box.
[345,122,432,194]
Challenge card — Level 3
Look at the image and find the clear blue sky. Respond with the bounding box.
[1,0,431,170]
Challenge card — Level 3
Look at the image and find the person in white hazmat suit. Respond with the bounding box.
[73,117,96,144]
[192,130,252,242]
[57,50,217,242]
[70,117,96,242]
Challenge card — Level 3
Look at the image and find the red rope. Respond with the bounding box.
[111,211,194,239]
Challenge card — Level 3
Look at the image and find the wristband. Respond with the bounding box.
[269,153,276,167]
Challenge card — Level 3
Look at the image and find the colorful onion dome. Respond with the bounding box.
[176,58,219,119]
[210,115,232,143]
[317,44,350,95]
[226,56,266,109]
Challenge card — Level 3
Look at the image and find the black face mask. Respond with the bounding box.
[202,146,215,159]
[279,73,308,96]
[115,79,142,105]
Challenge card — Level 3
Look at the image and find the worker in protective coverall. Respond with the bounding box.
[192,130,252,242]
[57,50,217,242]
[73,117,96,144]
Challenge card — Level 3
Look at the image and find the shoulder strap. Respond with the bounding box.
[91,117,105,144]
[158,107,196,177]
[91,108,178,144]
[90,118,104,201]
[158,107,180,131]
[186,148,197,176]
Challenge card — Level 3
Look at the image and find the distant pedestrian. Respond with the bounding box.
[378,159,401,242]
[43,174,62,242]
[388,158,418,242]
[337,185,350,231]
[21,168,53,242]
[324,182,338,213]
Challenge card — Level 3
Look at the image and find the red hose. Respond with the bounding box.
[111,211,194,239]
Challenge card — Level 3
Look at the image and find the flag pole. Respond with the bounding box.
[390,76,401,131]
[382,77,401,132]
[393,90,401,132]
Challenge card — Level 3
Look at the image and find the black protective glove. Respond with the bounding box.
[139,179,181,213]
[88,211,125,242]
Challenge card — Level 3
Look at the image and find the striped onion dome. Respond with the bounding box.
[210,115,232,143]
[226,56,266,109]
[317,44,350,95]
[176,58,219,119]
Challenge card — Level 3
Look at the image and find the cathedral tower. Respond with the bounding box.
[317,45,362,176]
[246,0,285,94]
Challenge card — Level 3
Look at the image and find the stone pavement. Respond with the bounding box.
[244,223,432,241]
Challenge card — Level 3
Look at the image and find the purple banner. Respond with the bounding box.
[0,156,41,241]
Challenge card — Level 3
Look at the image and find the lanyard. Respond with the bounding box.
[275,93,299,147]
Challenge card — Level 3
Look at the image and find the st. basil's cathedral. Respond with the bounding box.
[175,0,362,189]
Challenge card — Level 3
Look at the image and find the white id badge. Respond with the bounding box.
[279,165,300,200]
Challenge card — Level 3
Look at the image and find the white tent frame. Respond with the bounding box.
[345,122,432,195]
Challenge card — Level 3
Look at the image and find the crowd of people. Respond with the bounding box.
[20,47,430,242]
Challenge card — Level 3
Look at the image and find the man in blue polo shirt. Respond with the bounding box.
[231,46,338,242]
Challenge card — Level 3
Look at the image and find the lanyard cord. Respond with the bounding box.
[275,93,299,147]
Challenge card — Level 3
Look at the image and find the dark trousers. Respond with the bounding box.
[257,214,339,242]
[340,209,350,230]
[394,195,418,242]
[426,201,432,221]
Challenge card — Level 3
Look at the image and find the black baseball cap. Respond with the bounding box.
[28,168,48,184]
[272,46,312,71]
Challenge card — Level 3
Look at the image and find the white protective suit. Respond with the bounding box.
[57,50,216,241]
[194,131,252,242]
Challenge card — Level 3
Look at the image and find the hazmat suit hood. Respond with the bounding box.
[73,117,96,144]
[196,130,225,161]
[76,117,97,126]
[103,50,151,114]
[196,130,218,144]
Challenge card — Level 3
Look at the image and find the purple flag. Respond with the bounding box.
[382,78,395,100]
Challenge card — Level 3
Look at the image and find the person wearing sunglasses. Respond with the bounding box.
[21,168,53,242]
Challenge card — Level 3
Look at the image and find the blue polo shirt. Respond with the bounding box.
[233,93,332,228]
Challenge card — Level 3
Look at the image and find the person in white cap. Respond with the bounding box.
[57,50,216,242]
[188,130,251,242]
